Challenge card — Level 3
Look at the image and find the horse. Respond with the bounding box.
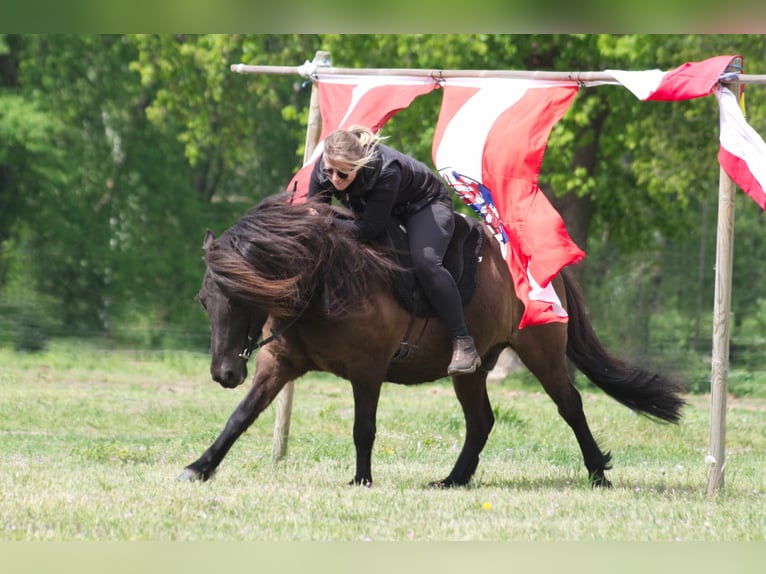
[179,192,686,488]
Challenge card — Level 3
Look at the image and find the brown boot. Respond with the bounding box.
[447,336,481,376]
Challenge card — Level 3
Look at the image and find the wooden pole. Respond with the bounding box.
[706,164,735,496]
[272,50,330,463]
[231,62,766,86]
[706,65,742,496]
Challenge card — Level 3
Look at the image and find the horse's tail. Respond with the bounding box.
[562,270,686,423]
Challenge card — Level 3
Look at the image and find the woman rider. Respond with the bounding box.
[307,126,481,376]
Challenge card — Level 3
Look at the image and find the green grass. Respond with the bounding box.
[1,340,765,541]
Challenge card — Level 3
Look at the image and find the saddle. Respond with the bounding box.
[376,213,485,318]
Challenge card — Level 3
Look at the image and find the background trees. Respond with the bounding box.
[1,34,764,388]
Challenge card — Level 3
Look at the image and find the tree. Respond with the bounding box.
[1,34,764,360]
[129,34,321,205]
[2,35,219,343]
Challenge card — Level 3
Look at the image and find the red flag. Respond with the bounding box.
[433,80,584,329]
[609,55,766,210]
[607,55,736,101]
[287,78,436,203]
[716,85,766,210]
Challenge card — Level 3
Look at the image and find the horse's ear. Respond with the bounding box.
[203,229,215,250]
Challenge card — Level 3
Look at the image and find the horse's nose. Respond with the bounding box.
[211,366,245,388]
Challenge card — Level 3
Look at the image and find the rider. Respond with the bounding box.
[307,126,481,376]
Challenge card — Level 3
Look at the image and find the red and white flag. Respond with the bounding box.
[716,85,766,210]
[287,76,435,203]
[432,79,585,329]
[609,55,766,209]
[607,54,737,101]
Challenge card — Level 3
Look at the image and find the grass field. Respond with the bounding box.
[1,340,765,542]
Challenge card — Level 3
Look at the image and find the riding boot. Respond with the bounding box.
[447,335,482,376]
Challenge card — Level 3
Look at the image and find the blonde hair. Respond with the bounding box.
[323,125,383,171]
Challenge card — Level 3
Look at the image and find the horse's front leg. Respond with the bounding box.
[179,351,297,481]
[349,379,383,487]
[431,370,494,488]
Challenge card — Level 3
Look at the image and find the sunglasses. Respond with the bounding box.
[322,166,351,180]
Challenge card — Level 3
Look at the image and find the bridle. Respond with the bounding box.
[233,249,325,362]
[237,294,314,361]
[237,319,272,361]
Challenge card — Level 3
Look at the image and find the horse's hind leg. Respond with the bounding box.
[432,370,494,488]
[514,324,613,487]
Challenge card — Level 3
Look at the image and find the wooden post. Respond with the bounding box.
[706,165,735,496]
[272,50,330,463]
[706,67,742,496]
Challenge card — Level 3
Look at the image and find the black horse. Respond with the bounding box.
[180,193,685,487]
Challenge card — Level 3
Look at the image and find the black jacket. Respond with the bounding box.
[307,144,450,242]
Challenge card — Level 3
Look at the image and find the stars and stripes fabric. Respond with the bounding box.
[432,79,585,329]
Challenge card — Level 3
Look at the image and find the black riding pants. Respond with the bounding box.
[406,198,469,339]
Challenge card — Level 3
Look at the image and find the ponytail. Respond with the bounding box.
[323,125,384,171]
[348,125,379,149]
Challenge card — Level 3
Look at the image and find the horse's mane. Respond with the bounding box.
[204,193,400,319]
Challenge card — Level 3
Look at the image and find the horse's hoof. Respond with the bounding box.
[177,468,204,482]
[428,478,458,488]
[590,474,613,488]
[348,477,373,488]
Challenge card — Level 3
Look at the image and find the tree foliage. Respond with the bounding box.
[1,34,765,366]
